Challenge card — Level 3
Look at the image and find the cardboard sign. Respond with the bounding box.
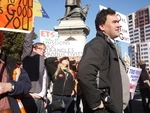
[0,0,33,33]
[127,66,142,99]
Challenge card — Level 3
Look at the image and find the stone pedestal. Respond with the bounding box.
[54,19,90,46]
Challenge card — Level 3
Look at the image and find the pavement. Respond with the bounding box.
[129,91,145,113]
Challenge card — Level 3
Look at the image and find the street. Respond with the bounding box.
[130,91,144,113]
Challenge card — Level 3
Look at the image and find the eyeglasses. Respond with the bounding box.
[37,47,46,51]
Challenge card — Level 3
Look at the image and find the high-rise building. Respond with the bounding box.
[128,5,150,70]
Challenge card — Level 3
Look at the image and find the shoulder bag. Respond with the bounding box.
[51,72,68,111]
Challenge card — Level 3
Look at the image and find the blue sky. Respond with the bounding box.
[34,0,150,57]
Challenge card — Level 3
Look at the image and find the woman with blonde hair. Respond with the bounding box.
[45,56,75,113]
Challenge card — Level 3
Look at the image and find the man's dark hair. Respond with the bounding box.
[95,8,116,31]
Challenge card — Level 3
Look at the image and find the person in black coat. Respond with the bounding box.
[77,8,130,113]
[138,61,150,113]
[45,57,75,113]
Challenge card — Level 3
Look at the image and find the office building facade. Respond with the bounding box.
[128,5,150,70]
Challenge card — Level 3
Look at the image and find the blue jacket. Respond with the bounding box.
[0,54,31,113]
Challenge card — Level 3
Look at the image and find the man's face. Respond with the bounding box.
[99,14,121,39]
[33,45,45,56]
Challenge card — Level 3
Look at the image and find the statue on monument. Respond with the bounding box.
[59,0,90,21]
[65,0,82,16]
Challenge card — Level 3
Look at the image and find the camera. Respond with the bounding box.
[100,89,110,103]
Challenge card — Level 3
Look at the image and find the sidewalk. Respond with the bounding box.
[130,91,144,113]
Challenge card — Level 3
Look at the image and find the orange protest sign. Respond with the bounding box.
[0,0,33,33]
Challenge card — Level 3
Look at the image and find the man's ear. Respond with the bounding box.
[99,24,105,31]
[32,48,36,52]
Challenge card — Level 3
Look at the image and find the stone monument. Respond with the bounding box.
[54,0,90,47]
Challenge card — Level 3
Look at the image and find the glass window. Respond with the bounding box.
[145,25,150,29]
[128,15,132,20]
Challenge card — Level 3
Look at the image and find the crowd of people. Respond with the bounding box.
[0,6,150,113]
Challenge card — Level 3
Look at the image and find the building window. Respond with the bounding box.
[134,29,138,32]
[146,37,150,40]
[144,56,148,58]
[146,33,150,36]
[130,35,133,37]
[145,25,150,29]
[129,21,132,23]
[145,9,148,13]
[146,29,150,32]
[129,24,133,27]
[128,15,132,20]
[140,28,144,31]
[144,52,148,54]
[144,48,148,50]
[135,40,139,43]
[134,33,139,36]
[129,31,133,33]
[139,17,144,20]
[141,44,148,46]
[145,60,149,62]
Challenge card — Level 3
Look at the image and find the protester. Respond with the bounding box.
[138,61,150,113]
[45,56,75,113]
[77,8,130,113]
[21,28,48,113]
[0,53,31,113]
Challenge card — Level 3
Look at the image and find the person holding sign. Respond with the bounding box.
[138,61,150,113]
[77,8,130,113]
[0,54,31,113]
[21,28,48,113]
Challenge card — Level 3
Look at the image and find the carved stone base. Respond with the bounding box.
[54,19,90,46]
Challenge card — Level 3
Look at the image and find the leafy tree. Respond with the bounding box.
[1,31,37,60]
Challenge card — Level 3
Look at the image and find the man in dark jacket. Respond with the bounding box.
[0,54,31,113]
[138,61,150,113]
[77,8,130,113]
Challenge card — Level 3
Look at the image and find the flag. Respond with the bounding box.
[33,0,49,18]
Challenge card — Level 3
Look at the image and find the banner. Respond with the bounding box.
[40,30,83,57]
[33,0,49,18]
[0,0,33,33]
[99,5,130,43]
[127,66,142,99]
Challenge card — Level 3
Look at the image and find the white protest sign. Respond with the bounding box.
[99,5,130,43]
[127,66,142,99]
[40,30,83,57]
[44,40,83,57]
